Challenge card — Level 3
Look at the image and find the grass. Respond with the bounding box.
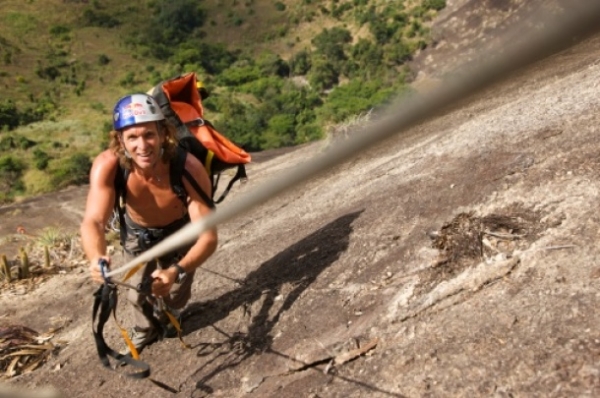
[1,12,38,36]
[322,108,375,150]
[9,118,99,177]
[22,169,55,196]
[35,226,77,249]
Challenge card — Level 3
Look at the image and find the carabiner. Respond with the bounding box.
[98,259,111,284]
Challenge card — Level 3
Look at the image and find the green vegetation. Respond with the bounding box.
[0,0,446,203]
[50,153,92,188]
[0,155,26,202]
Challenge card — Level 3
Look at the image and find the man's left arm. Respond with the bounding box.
[151,154,218,297]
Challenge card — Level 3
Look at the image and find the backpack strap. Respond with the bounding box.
[113,163,129,247]
[169,146,215,209]
[153,88,193,142]
[213,165,247,204]
[153,89,246,205]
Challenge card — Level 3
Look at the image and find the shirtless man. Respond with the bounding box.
[80,93,218,351]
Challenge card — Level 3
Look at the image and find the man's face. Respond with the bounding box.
[120,121,164,170]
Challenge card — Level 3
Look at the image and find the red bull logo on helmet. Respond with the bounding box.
[122,102,148,118]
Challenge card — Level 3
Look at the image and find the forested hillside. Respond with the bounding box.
[0,0,446,203]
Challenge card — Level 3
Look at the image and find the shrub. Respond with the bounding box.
[0,155,25,200]
[266,114,295,144]
[295,122,323,143]
[217,62,261,86]
[137,0,206,55]
[332,3,352,19]
[36,65,61,81]
[256,52,290,77]
[33,149,50,170]
[307,58,338,91]
[51,152,92,187]
[318,78,395,123]
[410,5,427,18]
[15,135,36,150]
[119,71,136,87]
[239,76,284,98]
[232,15,244,26]
[423,0,446,11]
[75,80,86,96]
[385,40,413,65]
[98,54,110,65]
[370,20,394,44]
[171,47,202,68]
[0,136,14,150]
[0,100,19,130]
[82,9,121,28]
[20,99,55,125]
[312,27,352,62]
[192,43,237,75]
[49,25,71,37]
[290,50,312,75]
[22,169,53,196]
[0,155,24,173]
[215,99,265,151]
[350,38,384,76]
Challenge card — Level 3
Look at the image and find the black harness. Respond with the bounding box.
[124,212,190,254]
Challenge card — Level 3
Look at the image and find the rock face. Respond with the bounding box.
[414,0,565,75]
[3,2,600,397]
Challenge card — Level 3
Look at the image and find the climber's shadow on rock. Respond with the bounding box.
[183,210,363,351]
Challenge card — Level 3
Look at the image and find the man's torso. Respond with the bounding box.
[122,163,188,229]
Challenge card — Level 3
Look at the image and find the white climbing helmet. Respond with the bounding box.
[113,93,165,131]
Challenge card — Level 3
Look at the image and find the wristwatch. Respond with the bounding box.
[170,263,187,284]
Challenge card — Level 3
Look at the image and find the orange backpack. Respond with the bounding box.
[148,72,251,203]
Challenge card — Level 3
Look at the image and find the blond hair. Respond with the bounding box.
[108,121,178,170]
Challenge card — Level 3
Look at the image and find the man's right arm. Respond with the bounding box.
[80,150,118,283]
